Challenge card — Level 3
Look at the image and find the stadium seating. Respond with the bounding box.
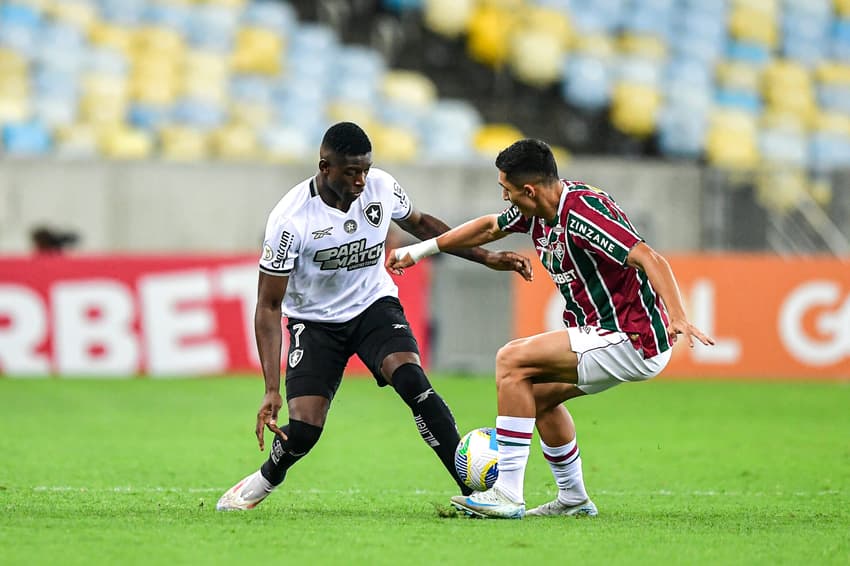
[0,0,514,163]
[2,0,849,202]
[379,0,850,212]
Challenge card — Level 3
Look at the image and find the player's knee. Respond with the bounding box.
[280,419,323,456]
[391,362,432,402]
[495,342,527,386]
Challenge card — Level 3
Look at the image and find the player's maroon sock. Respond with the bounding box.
[392,363,473,496]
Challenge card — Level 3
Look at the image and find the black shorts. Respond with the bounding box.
[283,296,420,401]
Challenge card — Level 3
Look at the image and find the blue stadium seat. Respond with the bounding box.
[562,55,611,109]
[242,1,296,36]
[2,121,52,156]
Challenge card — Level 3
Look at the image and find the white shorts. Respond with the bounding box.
[567,326,671,395]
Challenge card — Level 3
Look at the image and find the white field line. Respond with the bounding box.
[27,486,844,497]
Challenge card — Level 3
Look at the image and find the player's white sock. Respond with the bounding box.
[494,416,535,504]
[541,437,588,505]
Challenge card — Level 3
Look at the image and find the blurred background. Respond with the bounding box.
[0,0,848,378]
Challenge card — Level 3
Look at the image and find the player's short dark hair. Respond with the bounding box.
[321,122,372,157]
[495,139,559,186]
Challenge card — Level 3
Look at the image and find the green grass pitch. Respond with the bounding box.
[1,376,848,565]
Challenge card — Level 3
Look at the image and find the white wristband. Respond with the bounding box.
[394,238,440,264]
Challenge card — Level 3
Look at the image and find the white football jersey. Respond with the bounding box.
[259,167,413,322]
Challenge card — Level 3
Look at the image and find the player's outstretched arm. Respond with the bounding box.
[389,212,531,279]
[254,272,290,450]
[626,242,715,349]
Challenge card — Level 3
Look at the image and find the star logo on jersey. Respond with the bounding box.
[312,227,333,239]
[288,349,303,368]
[364,202,383,227]
[344,220,358,234]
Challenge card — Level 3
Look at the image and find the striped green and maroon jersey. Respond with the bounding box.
[497,180,672,358]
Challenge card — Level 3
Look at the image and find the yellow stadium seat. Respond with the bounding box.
[815,62,850,85]
[716,61,761,92]
[184,50,230,78]
[231,27,282,76]
[211,124,259,161]
[619,34,666,59]
[48,0,98,31]
[100,126,154,160]
[206,0,247,7]
[55,123,99,157]
[764,85,816,121]
[381,71,437,110]
[160,126,210,161]
[510,29,563,86]
[729,7,777,47]
[808,177,832,206]
[0,75,29,98]
[424,0,475,38]
[523,7,572,49]
[760,109,805,131]
[89,22,135,56]
[370,124,419,163]
[732,0,778,15]
[80,93,127,126]
[706,110,759,169]
[573,34,616,58]
[326,101,375,129]
[0,95,30,122]
[180,51,228,101]
[755,169,807,212]
[133,27,185,60]
[812,111,850,134]
[610,83,660,137]
[837,0,850,17]
[181,78,228,105]
[467,6,516,67]
[763,60,810,89]
[229,102,273,128]
[473,123,524,156]
[0,49,28,74]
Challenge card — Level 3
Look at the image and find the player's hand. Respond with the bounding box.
[666,318,715,349]
[484,250,534,281]
[385,247,415,275]
[255,391,287,451]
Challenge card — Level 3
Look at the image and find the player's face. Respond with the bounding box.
[320,152,372,203]
[499,171,536,216]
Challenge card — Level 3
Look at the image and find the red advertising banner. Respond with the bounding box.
[0,255,429,377]
[513,254,850,379]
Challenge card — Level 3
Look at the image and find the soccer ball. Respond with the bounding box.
[454,427,499,491]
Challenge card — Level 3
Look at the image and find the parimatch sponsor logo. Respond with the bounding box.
[313,238,384,270]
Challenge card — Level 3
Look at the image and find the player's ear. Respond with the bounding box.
[523,183,535,197]
[318,158,330,174]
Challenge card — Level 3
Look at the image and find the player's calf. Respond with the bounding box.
[392,363,472,496]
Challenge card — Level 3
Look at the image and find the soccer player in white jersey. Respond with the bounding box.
[216,122,533,511]
[387,139,715,519]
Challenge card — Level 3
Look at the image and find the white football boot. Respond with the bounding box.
[526,497,598,517]
[450,486,526,519]
[216,470,275,511]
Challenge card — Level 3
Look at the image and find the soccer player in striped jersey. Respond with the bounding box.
[216,122,533,512]
[387,138,715,519]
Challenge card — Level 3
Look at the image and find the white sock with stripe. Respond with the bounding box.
[494,416,535,504]
[541,438,588,505]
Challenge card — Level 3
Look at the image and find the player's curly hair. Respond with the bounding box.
[321,122,372,157]
[495,139,559,186]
